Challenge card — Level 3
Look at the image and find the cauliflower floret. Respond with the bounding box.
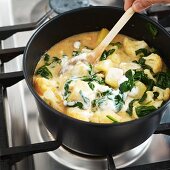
[123,37,149,58]
[143,91,154,104]
[141,90,163,108]
[33,77,57,96]
[105,68,124,88]
[128,81,147,99]
[153,86,170,101]
[144,69,156,82]
[143,53,162,73]
[119,62,141,73]
[94,59,114,73]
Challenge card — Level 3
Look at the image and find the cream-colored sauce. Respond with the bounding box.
[33,29,169,123]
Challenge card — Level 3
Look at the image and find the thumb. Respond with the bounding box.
[132,0,170,12]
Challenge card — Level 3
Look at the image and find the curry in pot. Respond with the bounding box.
[33,28,170,123]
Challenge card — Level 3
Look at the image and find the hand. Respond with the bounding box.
[124,0,170,12]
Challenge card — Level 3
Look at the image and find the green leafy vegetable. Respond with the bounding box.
[101,90,113,97]
[133,58,152,70]
[119,70,134,93]
[79,90,90,104]
[147,23,158,39]
[63,79,72,99]
[72,50,81,57]
[100,49,115,61]
[88,82,95,90]
[35,66,52,79]
[92,98,107,108]
[106,115,118,123]
[127,99,138,116]
[114,95,124,112]
[135,48,149,57]
[134,70,155,90]
[139,92,147,103]
[44,53,50,64]
[110,42,122,48]
[67,102,84,109]
[153,92,159,99]
[155,72,170,89]
[81,74,105,85]
[136,105,157,117]
[52,57,61,64]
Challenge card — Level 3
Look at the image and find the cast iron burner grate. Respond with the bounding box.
[0,9,170,170]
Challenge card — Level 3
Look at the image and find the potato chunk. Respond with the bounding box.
[105,68,124,88]
[94,59,114,73]
[97,28,109,45]
[33,77,56,96]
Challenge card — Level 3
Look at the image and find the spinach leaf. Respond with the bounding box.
[92,98,106,108]
[110,42,122,48]
[139,92,147,103]
[79,90,90,104]
[101,90,113,97]
[63,79,72,99]
[136,105,156,117]
[100,50,108,61]
[135,48,149,57]
[44,53,50,64]
[153,92,159,99]
[100,49,115,61]
[81,74,105,85]
[52,57,61,64]
[155,72,170,89]
[106,115,118,123]
[114,95,124,112]
[88,64,93,75]
[119,81,133,93]
[134,70,155,90]
[88,82,95,90]
[72,50,81,57]
[126,99,139,116]
[134,58,152,70]
[146,23,158,39]
[67,101,84,109]
[35,66,52,79]
[119,70,134,93]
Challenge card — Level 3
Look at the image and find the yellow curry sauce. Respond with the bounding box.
[33,28,170,123]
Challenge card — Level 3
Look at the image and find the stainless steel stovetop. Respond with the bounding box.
[0,0,170,170]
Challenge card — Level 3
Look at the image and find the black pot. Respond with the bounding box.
[23,6,170,156]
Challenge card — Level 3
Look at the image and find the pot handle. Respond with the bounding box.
[0,140,61,165]
[154,123,170,136]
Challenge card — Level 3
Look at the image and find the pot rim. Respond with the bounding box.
[23,6,170,127]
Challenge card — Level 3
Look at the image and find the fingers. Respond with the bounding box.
[132,0,170,12]
[124,0,135,11]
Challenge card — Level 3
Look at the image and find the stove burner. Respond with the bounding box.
[38,118,152,169]
[49,0,90,14]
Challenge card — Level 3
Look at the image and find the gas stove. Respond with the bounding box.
[0,0,170,170]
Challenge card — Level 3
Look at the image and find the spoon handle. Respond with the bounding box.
[92,7,135,62]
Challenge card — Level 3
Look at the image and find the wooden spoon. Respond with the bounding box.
[87,7,135,63]
[61,7,135,73]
